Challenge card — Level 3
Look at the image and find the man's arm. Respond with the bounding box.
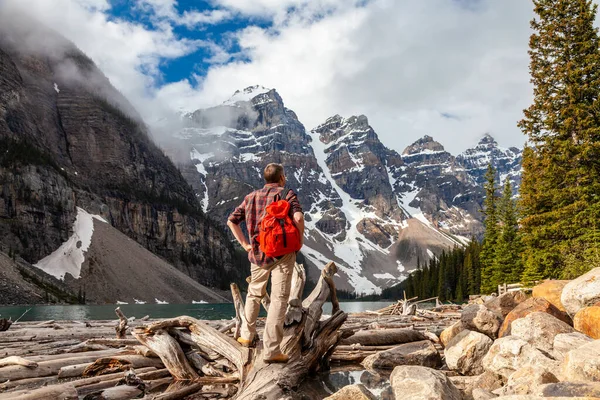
[227,197,251,252]
[293,212,305,245]
[227,220,252,252]
[286,189,305,246]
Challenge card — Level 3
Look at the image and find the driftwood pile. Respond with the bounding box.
[0,262,460,399]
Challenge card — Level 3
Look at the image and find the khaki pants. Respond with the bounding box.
[240,252,295,359]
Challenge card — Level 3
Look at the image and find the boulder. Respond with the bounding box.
[482,336,559,379]
[532,280,569,312]
[390,365,462,400]
[553,332,594,358]
[461,304,503,339]
[561,267,600,316]
[510,311,574,353]
[361,340,441,370]
[440,321,464,348]
[472,371,505,392]
[448,375,478,396]
[485,291,528,317]
[562,339,600,382]
[536,381,600,398]
[324,384,377,400]
[445,330,493,375]
[472,388,497,400]
[496,366,559,396]
[574,306,600,339]
[498,297,572,338]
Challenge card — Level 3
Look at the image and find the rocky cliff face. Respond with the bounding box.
[457,133,522,193]
[0,18,239,295]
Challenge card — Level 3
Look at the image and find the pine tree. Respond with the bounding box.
[494,180,524,283]
[519,0,600,280]
[480,164,500,293]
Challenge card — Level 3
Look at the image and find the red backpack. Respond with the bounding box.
[258,189,302,258]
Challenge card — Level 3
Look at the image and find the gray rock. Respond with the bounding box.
[510,311,574,353]
[472,371,505,393]
[390,365,462,400]
[461,304,504,339]
[484,291,528,318]
[561,267,600,316]
[482,336,559,379]
[553,332,593,358]
[535,381,600,397]
[562,339,600,382]
[440,321,464,348]
[445,330,493,375]
[472,388,497,400]
[361,340,442,370]
[496,366,559,396]
[323,384,377,400]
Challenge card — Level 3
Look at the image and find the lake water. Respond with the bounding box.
[0,301,393,322]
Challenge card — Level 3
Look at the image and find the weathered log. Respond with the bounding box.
[82,356,163,377]
[114,308,128,339]
[76,369,168,396]
[341,328,427,346]
[82,385,143,400]
[0,383,78,400]
[231,283,248,341]
[133,345,157,358]
[301,261,338,347]
[137,317,248,381]
[132,328,199,381]
[285,262,306,326]
[0,352,125,381]
[0,356,38,368]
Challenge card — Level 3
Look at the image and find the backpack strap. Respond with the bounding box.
[274,186,292,202]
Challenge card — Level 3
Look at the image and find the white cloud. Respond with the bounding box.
[136,0,232,27]
[2,0,542,154]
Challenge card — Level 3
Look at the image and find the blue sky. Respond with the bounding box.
[4,0,546,153]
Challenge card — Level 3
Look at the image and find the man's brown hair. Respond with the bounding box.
[264,163,284,183]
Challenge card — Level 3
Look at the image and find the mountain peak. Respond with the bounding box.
[402,135,445,156]
[478,133,497,146]
[223,85,272,105]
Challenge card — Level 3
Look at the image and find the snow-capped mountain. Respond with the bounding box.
[457,133,522,193]
[167,86,522,294]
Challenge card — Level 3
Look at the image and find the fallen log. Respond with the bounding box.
[132,328,198,381]
[0,356,38,368]
[82,385,143,400]
[341,328,427,346]
[0,383,78,400]
[129,260,346,400]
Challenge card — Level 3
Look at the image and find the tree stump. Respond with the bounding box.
[132,261,346,399]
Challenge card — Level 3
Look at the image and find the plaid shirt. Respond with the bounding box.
[228,183,303,267]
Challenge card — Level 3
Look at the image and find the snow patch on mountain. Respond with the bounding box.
[34,207,107,280]
[223,85,271,105]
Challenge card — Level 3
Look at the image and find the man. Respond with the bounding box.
[227,163,304,363]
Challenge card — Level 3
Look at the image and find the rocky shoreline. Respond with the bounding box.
[3,268,600,399]
[327,268,600,400]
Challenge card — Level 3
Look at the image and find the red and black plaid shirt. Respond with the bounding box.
[228,183,303,267]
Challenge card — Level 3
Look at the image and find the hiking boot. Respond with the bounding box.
[237,337,254,348]
[264,354,289,364]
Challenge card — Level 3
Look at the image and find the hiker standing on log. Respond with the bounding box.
[227,163,304,363]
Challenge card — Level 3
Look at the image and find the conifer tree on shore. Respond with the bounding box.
[494,180,523,283]
[519,0,600,281]
[480,165,499,293]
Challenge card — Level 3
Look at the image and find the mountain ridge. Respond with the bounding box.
[166,86,523,294]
